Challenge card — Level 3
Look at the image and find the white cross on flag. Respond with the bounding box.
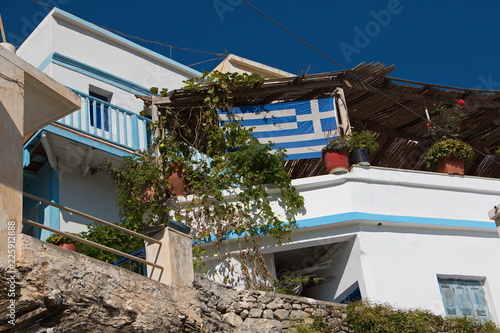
[219,97,339,160]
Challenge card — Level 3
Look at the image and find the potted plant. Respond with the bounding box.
[428,100,465,142]
[45,232,78,251]
[424,138,474,175]
[321,137,351,174]
[347,131,379,166]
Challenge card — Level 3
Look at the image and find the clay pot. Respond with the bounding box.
[58,243,77,251]
[323,150,349,174]
[435,158,465,175]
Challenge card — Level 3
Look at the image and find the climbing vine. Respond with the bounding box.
[93,71,304,289]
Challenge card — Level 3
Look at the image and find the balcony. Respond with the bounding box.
[57,90,151,151]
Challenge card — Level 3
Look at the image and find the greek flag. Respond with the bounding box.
[219,97,339,160]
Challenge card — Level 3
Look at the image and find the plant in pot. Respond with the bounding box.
[321,137,351,174]
[45,232,78,251]
[424,138,474,175]
[428,100,465,142]
[347,131,379,166]
[425,99,474,175]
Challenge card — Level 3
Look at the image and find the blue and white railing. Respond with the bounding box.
[57,90,151,151]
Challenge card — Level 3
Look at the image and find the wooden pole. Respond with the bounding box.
[0,13,7,43]
[334,87,351,137]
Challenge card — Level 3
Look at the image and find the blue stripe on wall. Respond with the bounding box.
[38,52,153,96]
[194,212,496,245]
[296,212,496,230]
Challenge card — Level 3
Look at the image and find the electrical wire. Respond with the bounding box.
[188,56,226,67]
[240,0,498,164]
[94,24,227,57]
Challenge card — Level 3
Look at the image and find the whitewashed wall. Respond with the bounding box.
[58,167,119,234]
[356,230,500,322]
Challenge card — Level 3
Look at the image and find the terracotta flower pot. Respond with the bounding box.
[168,168,186,196]
[323,150,349,174]
[435,158,465,175]
[58,243,77,251]
[140,165,186,202]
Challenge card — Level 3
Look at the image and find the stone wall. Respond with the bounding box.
[0,235,350,332]
[195,277,350,333]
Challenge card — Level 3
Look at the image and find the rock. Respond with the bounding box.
[240,318,282,333]
[240,309,249,319]
[248,308,263,318]
[312,308,328,317]
[262,309,274,319]
[266,301,279,310]
[289,310,309,320]
[222,312,243,327]
[273,309,289,320]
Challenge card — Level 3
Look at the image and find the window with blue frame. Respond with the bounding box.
[438,277,491,322]
[89,89,111,131]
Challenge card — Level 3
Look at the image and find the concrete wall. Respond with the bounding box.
[0,48,24,262]
[58,168,119,233]
[49,63,145,113]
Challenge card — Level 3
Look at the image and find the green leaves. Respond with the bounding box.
[90,71,303,288]
[424,138,474,169]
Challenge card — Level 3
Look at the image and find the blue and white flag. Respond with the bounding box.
[219,97,339,160]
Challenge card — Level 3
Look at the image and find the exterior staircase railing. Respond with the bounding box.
[56,89,151,151]
[22,192,163,271]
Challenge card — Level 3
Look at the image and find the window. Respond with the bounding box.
[88,87,112,131]
[438,277,491,322]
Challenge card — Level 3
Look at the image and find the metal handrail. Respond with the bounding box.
[23,219,163,270]
[23,192,161,245]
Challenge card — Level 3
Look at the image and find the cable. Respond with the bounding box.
[188,57,226,67]
[25,0,52,7]
[7,32,23,44]
[240,0,499,165]
[95,25,227,57]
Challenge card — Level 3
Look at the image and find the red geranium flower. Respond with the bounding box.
[457,99,465,105]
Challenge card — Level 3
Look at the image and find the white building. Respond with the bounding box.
[15,8,500,326]
[17,8,200,239]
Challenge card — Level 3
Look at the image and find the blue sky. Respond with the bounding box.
[3,0,500,90]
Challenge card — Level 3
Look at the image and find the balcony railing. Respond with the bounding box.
[57,89,151,151]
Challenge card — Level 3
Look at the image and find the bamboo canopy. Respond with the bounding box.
[140,62,500,179]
